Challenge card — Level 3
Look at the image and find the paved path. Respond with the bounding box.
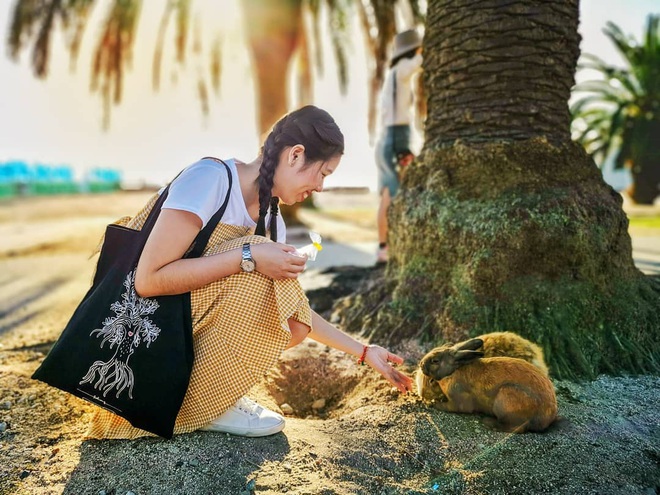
[302,238,660,276]
[631,236,660,275]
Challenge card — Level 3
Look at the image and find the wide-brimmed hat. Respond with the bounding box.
[391,29,422,60]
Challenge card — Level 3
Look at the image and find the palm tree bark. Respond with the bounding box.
[340,0,660,379]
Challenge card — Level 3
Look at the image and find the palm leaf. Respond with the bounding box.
[604,21,638,67]
[153,2,175,91]
[325,0,352,94]
[307,0,324,75]
[573,80,629,100]
[210,33,222,96]
[65,0,95,70]
[90,0,141,129]
[8,0,66,78]
[571,94,619,116]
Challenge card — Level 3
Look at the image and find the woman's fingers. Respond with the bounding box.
[391,369,414,393]
[381,364,413,393]
[367,346,413,393]
[387,353,404,365]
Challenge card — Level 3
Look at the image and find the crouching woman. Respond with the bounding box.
[86,105,412,440]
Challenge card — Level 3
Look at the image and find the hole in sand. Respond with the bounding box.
[265,346,361,419]
[263,341,409,419]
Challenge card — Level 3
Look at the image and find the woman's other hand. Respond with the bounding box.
[251,242,307,279]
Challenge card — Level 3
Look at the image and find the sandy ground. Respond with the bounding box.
[0,191,659,495]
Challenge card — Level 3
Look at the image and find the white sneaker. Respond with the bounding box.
[199,397,285,437]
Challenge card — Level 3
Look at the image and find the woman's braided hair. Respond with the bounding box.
[255,105,344,239]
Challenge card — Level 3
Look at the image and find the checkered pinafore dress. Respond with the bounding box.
[85,194,311,439]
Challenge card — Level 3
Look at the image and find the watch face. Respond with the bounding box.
[240,259,255,273]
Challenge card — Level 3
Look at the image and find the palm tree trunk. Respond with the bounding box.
[340,0,660,379]
[629,119,660,204]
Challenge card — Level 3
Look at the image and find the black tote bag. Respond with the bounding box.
[32,159,232,439]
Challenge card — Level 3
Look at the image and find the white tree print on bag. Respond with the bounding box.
[79,270,161,399]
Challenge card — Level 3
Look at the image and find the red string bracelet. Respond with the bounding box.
[357,345,369,366]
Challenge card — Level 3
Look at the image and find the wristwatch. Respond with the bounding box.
[240,243,256,273]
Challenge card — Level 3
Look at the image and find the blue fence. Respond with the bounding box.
[0,161,122,198]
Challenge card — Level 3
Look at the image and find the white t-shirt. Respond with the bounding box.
[161,158,287,243]
[379,53,423,127]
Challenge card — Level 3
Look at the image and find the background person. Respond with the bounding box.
[375,29,424,264]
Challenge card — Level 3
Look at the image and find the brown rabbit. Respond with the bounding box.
[418,340,557,433]
[416,331,549,402]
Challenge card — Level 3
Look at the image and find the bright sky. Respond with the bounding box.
[0,0,658,190]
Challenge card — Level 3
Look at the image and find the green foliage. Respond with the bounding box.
[571,15,660,203]
[572,15,660,164]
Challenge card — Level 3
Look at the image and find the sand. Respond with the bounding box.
[0,191,658,495]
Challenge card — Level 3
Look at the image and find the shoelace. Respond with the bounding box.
[235,397,261,416]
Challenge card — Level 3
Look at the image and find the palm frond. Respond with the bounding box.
[573,80,630,100]
[60,0,95,70]
[356,0,396,140]
[577,53,609,71]
[604,21,638,67]
[90,0,142,129]
[210,33,222,96]
[8,0,43,62]
[405,0,426,25]
[31,0,62,77]
[8,0,64,78]
[175,0,190,63]
[571,94,620,116]
[153,2,175,91]
[152,0,191,91]
[325,0,352,94]
[573,14,660,182]
[307,0,323,75]
[600,103,629,162]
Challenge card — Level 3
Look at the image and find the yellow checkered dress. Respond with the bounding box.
[85,194,311,439]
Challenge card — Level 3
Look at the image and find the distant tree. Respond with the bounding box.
[571,15,660,204]
[339,0,660,379]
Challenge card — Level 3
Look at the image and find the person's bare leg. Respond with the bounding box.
[377,187,391,246]
[286,318,311,349]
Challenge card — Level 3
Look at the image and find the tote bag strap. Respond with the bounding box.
[185,157,233,259]
[139,185,172,243]
[138,166,190,242]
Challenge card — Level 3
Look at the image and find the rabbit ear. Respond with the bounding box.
[456,338,484,351]
[455,350,484,364]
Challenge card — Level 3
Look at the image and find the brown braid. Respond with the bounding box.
[269,197,279,241]
[254,106,345,239]
[255,116,286,238]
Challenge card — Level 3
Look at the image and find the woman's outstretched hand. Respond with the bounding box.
[251,242,307,279]
[364,345,413,394]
